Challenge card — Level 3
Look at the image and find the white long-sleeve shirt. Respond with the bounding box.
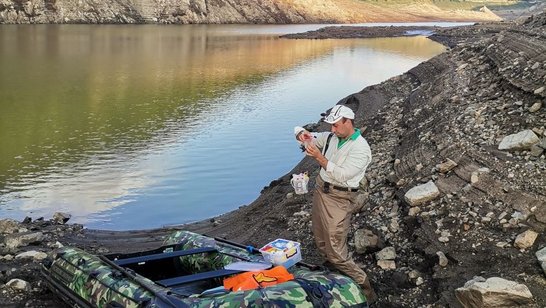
[301,130,372,188]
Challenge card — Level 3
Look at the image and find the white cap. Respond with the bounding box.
[294,126,305,136]
[324,105,355,124]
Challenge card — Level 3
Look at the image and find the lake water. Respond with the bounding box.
[0,24,447,230]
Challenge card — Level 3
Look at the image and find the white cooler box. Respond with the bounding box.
[259,239,302,268]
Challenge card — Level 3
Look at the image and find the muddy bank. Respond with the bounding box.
[2,12,546,308]
[280,26,439,39]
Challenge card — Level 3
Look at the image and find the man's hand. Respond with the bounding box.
[305,143,328,169]
[296,130,312,142]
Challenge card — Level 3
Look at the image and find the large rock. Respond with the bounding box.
[6,278,31,292]
[539,138,546,149]
[498,129,540,151]
[354,228,379,254]
[455,276,533,307]
[354,193,369,213]
[437,159,458,173]
[377,260,396,269]
[376,247,396,260]
[470,167,490,184]
[528,101,542,112]
[4,232,44,250]
[437,251,449,267]
[408,206,421,216]
[404,181,441,206]
[536,247,546,276]
[514,230,538,249]
[0,218,20,234]
[530,144,544,156]
[53,212,72,224]
[15,250,48,261]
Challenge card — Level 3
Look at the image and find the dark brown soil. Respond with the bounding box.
[280,26,439,39]
[1,12,545,308]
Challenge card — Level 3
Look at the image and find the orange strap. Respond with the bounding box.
[223,266,294,291]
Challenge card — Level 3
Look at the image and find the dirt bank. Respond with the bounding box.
[281,26,439,39]
[1,11,545,308]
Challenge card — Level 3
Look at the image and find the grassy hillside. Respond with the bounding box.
[358,0,531,12]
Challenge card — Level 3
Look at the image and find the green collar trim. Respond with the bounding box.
[349,128,361,141]
[338,129,360,149]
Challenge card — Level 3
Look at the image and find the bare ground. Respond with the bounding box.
[1,11,545,308]
[280,26,439,39]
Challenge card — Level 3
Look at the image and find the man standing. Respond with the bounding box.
[294,104,377,302]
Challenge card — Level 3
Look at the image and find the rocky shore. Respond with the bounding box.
[1,11,545,308]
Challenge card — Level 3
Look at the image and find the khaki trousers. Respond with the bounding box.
[312,177,368,285]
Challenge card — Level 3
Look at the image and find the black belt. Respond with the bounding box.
[323,182,358,193]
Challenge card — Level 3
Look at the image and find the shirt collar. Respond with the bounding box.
[348,128,360,141]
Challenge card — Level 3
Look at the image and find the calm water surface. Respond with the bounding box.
[0,24,446,230]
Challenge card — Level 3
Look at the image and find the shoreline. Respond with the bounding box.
[1,11,545,307]
[281,25,442,40]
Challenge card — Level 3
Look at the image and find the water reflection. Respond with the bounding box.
[1,25,345,187]
[0,25,445,229]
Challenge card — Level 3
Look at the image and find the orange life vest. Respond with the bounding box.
[223,266,294,291]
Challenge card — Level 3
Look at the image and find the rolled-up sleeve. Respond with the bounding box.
[312,132,331,149]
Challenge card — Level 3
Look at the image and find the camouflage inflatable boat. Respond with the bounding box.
[41,231,368,307]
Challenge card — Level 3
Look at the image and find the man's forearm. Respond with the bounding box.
[315,155,328,169]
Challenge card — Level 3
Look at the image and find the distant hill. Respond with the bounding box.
[483,0,546,20]
[0,0,507,24]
